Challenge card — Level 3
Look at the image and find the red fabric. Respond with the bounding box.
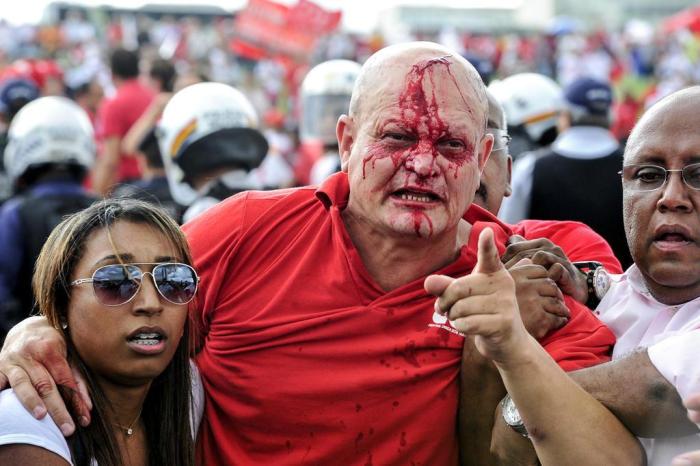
[510,219,621,371]
[94,79,154,182]
[184,180,615,464]
[185,173,510,465]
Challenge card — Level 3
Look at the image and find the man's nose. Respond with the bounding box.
[657,172,693,212]
[405,143,438,176]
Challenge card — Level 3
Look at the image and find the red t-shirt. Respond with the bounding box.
[184,174,614,465]
[94,79,154,182]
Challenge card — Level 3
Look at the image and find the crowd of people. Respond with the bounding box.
[0,4,697,466]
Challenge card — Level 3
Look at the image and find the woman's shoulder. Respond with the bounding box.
[0,389,73,464]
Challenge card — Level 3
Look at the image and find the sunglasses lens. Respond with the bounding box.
[92,265,141,306]
[153,264,197,304]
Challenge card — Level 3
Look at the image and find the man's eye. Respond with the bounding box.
[383,133,414,143]
[635,168,665,182]
[440,139,465,150]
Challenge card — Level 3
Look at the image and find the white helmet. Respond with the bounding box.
[300,59,361,146]
[4,96,95,186]
[488,73,565,144]
[156,82,268,206]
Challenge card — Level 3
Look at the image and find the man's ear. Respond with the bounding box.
[504,155,513,198]
[336,114,354,172]
[478,132,494,173]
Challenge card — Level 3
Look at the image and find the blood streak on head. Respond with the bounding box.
[360,55,479,239]
[361,56,476,180]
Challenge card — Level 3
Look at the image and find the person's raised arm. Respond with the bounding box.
[0,316,91,435]
[427,228,644,466]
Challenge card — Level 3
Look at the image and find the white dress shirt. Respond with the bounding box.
[597,265,700,465]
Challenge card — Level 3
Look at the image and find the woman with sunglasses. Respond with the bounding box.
[0,198,201,466]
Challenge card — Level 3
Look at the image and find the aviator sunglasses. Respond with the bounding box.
[71,263,199,306]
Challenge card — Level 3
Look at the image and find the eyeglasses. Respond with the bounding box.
[71,263,199,306]
[619,163,700,192]
[487,128,511,153]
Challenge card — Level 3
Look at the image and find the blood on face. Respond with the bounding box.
[362,56,476,181]
[360,56,480,238]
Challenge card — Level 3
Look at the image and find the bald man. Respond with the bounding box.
[0,42,527,465]
[481,86,700,465]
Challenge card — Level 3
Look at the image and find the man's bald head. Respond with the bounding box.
[625,86,700,161]
[348,41,489,131]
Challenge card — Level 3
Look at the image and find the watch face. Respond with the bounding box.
[502,396,522,425]
[593,268,611,300]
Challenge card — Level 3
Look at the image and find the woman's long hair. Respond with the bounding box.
[32,198,196,466]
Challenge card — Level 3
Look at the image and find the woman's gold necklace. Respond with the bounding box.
[114,411,141,437]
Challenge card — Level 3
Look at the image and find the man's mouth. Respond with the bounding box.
[391,188,442,204]
[652,225,696,251]
[655,233,690,242]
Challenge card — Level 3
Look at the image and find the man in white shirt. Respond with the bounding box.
[479,85,700,465]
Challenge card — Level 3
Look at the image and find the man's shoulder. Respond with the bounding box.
[513,219,595,238]
[183,186,319,236]
[213,186,317,214]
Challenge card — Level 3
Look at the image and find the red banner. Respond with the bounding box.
[231,0,341,61]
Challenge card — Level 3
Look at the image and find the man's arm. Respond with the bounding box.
[436,229,643,466]
[91,136,121,196]
[460,338,507,465]
[0,317,91,435]
[571,349,698,437]
[121,92,171,155]
[489,348,698,465]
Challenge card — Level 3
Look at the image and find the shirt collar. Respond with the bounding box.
[551,126,620,160]
[315,171,351,210]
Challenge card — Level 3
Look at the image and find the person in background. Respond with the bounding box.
[71,77,104,128]
[500,76,632,269]
[487,72,564,161]
[0,76,40,204]
[115,58,183,221]
[0,97,97,343]
[156,82,268,223]
[91,48,155,196]
[300,59,362,186]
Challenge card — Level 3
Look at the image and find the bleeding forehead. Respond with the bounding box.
[368,57,483,128]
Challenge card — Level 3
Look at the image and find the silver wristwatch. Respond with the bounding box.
[501,394,529,438]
